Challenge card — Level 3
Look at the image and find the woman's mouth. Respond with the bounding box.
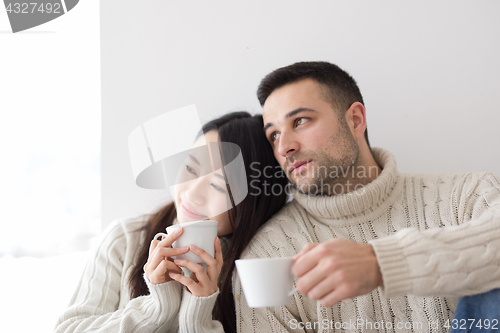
[180,203,207,220]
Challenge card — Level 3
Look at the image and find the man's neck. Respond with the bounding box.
[323,148,382,196]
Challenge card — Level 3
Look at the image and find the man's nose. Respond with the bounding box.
[277,130,299,158]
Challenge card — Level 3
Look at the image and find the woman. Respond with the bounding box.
[55,112,289,333]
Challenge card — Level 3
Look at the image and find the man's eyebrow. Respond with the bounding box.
[263,107,317,133]
[188,154,200,165]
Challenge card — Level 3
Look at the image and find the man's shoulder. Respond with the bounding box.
[241,200,306,259]
[259,199,305,232]
[401,172,500,207]
[401,171,498,187]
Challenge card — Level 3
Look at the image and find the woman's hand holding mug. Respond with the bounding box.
[144,228,190,284]
[168,237,223,297]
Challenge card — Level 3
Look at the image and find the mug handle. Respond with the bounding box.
[288,260,297,297]
[154,232,168,241]
[288,287,298,297]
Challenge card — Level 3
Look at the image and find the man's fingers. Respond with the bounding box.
[293,244,325,277]
[293,243,318,261]
[296,265,329,296]
[319,285,351,307]
[305,273,338,301]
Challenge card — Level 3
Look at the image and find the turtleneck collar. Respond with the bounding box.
[291,148,403,224]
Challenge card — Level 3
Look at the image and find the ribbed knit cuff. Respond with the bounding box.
[369,236,412,298]
[143,273,183,324]
[178,288,221,332]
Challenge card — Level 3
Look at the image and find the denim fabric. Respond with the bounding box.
[450,288,500,333]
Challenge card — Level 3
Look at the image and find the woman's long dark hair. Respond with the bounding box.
[128,112,289,332]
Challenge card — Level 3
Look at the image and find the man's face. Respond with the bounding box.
[263,79,360,195]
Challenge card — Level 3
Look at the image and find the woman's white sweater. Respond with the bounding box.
[54,216,222,333]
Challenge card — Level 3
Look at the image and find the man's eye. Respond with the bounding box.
[295,117,307,127]
[270,132,280,142]
[185,165,197,175]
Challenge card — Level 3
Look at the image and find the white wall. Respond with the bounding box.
[0,2,101,254]
[1,3,100,332]
[102,0,500,228]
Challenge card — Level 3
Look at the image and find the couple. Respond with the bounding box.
[56,62,500,333]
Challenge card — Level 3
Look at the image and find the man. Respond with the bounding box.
[234,62,500,332]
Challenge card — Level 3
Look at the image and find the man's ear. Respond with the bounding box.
[345,102,367,141]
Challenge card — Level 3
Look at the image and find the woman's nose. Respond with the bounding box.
[183,175,207,205]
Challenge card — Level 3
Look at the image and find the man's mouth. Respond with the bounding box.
[289,160,312,174]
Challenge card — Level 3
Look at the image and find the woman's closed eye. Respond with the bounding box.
[211,182,227,193]
[185,164,197,176]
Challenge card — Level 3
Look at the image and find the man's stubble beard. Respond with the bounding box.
[288,121,361,196]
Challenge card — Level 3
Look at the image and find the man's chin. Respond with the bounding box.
[290,179,321,195]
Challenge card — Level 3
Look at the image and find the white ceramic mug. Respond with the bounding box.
[154,220,218,264]
[235,257,295,308]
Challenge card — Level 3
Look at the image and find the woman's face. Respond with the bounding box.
[174,130,233,237]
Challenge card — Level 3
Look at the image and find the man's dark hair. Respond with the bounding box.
[257,61,370,147]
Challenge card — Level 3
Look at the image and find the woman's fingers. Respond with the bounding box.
[178,240,223,282]
[215,238,223,266]
[149,239,160,258]
[168,272,202,294]
[144,227,192,285]
[158,227,184,247]
[148,246,189,271]
[189,244,218,267]
[147,227,188,270]
[155,246,190,259]
[209,238,224,281]
[146,255,185,284]
[166,240,223,297]
[174,259,211,285]
[147,259,182,284]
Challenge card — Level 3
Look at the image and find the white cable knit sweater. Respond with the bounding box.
[56,148,500,333]
[55,217,181,333]
[54,217,224,333]
[188,148,500,332]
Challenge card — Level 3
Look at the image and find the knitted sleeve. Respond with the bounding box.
[177,288,224,332]
[370,173,500,298]
[174,227,305,333]
[232,228,307,333]
[54,219,182,333]
[175,234,233,333]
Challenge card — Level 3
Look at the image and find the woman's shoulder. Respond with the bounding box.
[102,215,146,233]
[96,215,150,249]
